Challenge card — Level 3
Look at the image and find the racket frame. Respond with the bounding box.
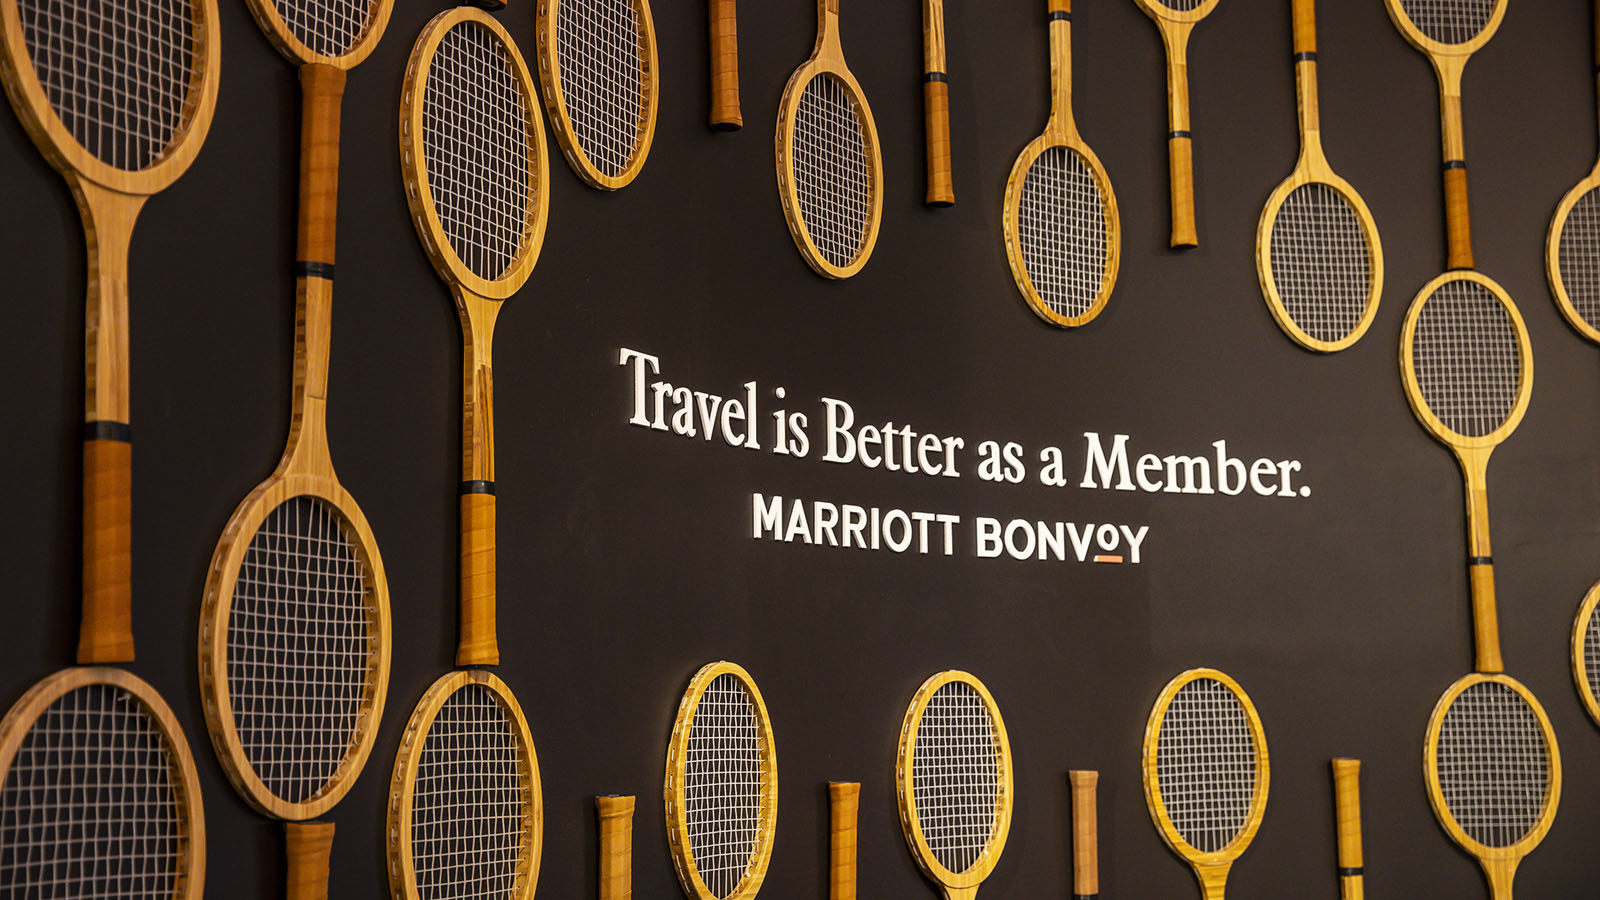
[775,0,885,280]
[1546,5,1600,345]
[244,0,392,67]
[663,661,779,900]
[1570,579,1600,726]
[1002,0,1121,328]
[1132,0,1218,250]
[1141,668,1269,900]
[895,670,1014,900]
[535,0,659,190]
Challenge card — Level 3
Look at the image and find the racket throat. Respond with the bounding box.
[1478,854,1519,900]
[1191,860,1232,900]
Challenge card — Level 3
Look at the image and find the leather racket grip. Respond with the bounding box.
[1331,759,1364,900]
[1291,0,1316,56]
[457,491,498,666]
[1470,564,1503,673]
[1444,166,1474,270]
[597,796,635,900]
[709,0,742,130]
[80,434,133,663]
[1069,770,1099,898]
[923,80,953,206]
[1168,135,1198,249]
[829,782,859,900]
[285,821,335,900]
[298,64,345,271]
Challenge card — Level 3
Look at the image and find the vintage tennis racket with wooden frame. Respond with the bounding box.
[1546,0,1600,343]
[1571,581,1600,727]
[1002,0,1120,328]
[776,0,884,279]
[0,0,218,892]
[664,661,779,900]
[1133,0,1218,249]
[1330,759,1363,900]
[1142,668,1268,900]
[896,670,1013,900]
[1256,0,1383,352]
[1069,771,1098,900]
[709,0,740,129]
[922,0,952,206]
[536,0,658,189]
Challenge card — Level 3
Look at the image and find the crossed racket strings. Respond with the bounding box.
[1397,0,1495,45]
[0,685,183,900]
[1410,280,1520,439]
[1269,183,1372,343]
[18,0,194,171]
[1436,681,1550,848]
[1155,678,1256,854]
[1557,189,1600,331]
[423,21,533,283]
[1018,146,1110,320]
[1585,611,1600,703]
[1152,0,1205,10]
[555,0,643,178]
[683,673,766,899]
[226,495,373,805]
[911,682,1000,874]
[793,73,873,270]
[271,0,374,59]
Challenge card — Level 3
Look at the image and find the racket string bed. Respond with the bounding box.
[422,21,533,283]
[0,685,183,900]
[1585,611,1600,701]
[1018,147,1109,319]
[911,682,999,875]
[682,673,765,899]
[792,74,873,270]
[1153,0,1204,10]
[18,0,194,171]
[272,0,374,59]
[1558,189,1600,330]
[1155,678,1256,854]
[1410,280,1520,439]
[226,496,373,805]
[1269,183,1373,343]
[1397,0,1495,45]
[555,0,642,177]
[412,684,527,900]
[1436,681,1550,848]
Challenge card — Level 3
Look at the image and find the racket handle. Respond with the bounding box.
[457,489,498,666]
[709,0,741,130]
[1068,770,1099,899]
[829,782,860,900]
[1162,27,1198,249]
[1470,565,1504,673]
[297,64,344,279]
[1443,165,1474,270]
[597,796,635,900]
[1331,759,1363,900]
[286,821,335,900]
[80,430,133,663]
[922,0,953,206]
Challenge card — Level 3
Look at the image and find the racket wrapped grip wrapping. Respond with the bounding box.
[1168,135,1198,249]
[829,782,859,900]
[1068,770,1098,898]
[1469,564,1503,673]
[457,492,498,666]
[81,435,133,663]
[709,0,742,129]
[1331,759,1363,900]
[297,64,346,272]
[286,821,335,900]
[1443,166,1474,270]
[1291,0,1316,56]
[923,81,953,206]
[597,796,635,900]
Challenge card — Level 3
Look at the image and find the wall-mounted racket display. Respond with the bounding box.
[709,0,741,129]
[1546,0,1600,343]
[896,670,1013,900]
[1069,771,1099,900]
[1003,0,1120,328]
[664,661,779,900]
[1142,668,1269,900]
[776,0,884,279]
[1331,759,1363,900]
[1133,0,1219,249]
[922,0,953,206]
[536,0,658,190]
[389,10,548,900]
[598,796,635,900]
[1256,0,1383,353]
[830,782,860,900]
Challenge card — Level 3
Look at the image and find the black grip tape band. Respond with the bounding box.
[1469,556,1493,567]
[1048,10,1070,21]
[459,480,496,496]
[923,72,948,84]
[1338,867,1363,878]
[1293,51,1317,63]
[1073,895,1098,900]
[1169,130,1192,139]
[295,261,335,280]
[82,421,131,442]
[1443,160,1466,170]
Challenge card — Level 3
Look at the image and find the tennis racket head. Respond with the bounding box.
[1003,136,1120,328]
[245,0,393,68]
[1383,0,1507,57]
[199,478,390,820]
[1398,271,1532,450]
[1256,174,1383,352]
[895,670,1014,894]
[664,661,778,900]
[400,7,550,302]
[1132,0,1220,24]
[0,667,205,900]
[0,0,220,194]
[389,670,543,900]
[775,48,884,280]
[1141,668,1269,867]
[536,0,659,190]
[1547,174,1600,344]
[1424,673,1560,863]
[1571,580,1600,727]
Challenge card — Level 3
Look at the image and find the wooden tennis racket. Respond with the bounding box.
[1572,580,1600,727]
[0,0,218,893]
[598,796,635,900]
[709,0,740,129]
[1069,771,1098,900]
[536,0,658,189]
[1257,0,1383,352]
[1002,0,1119,328]
[1330,759,1363,900]
[776,0,884,279]
[896,671,1013,900]
[922,0,952,206]
[664,661,779,900]
[830,782,860,900]
[1142,668,1269,900]
[1132,0,1218,249]
[1547,0,1600,343]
